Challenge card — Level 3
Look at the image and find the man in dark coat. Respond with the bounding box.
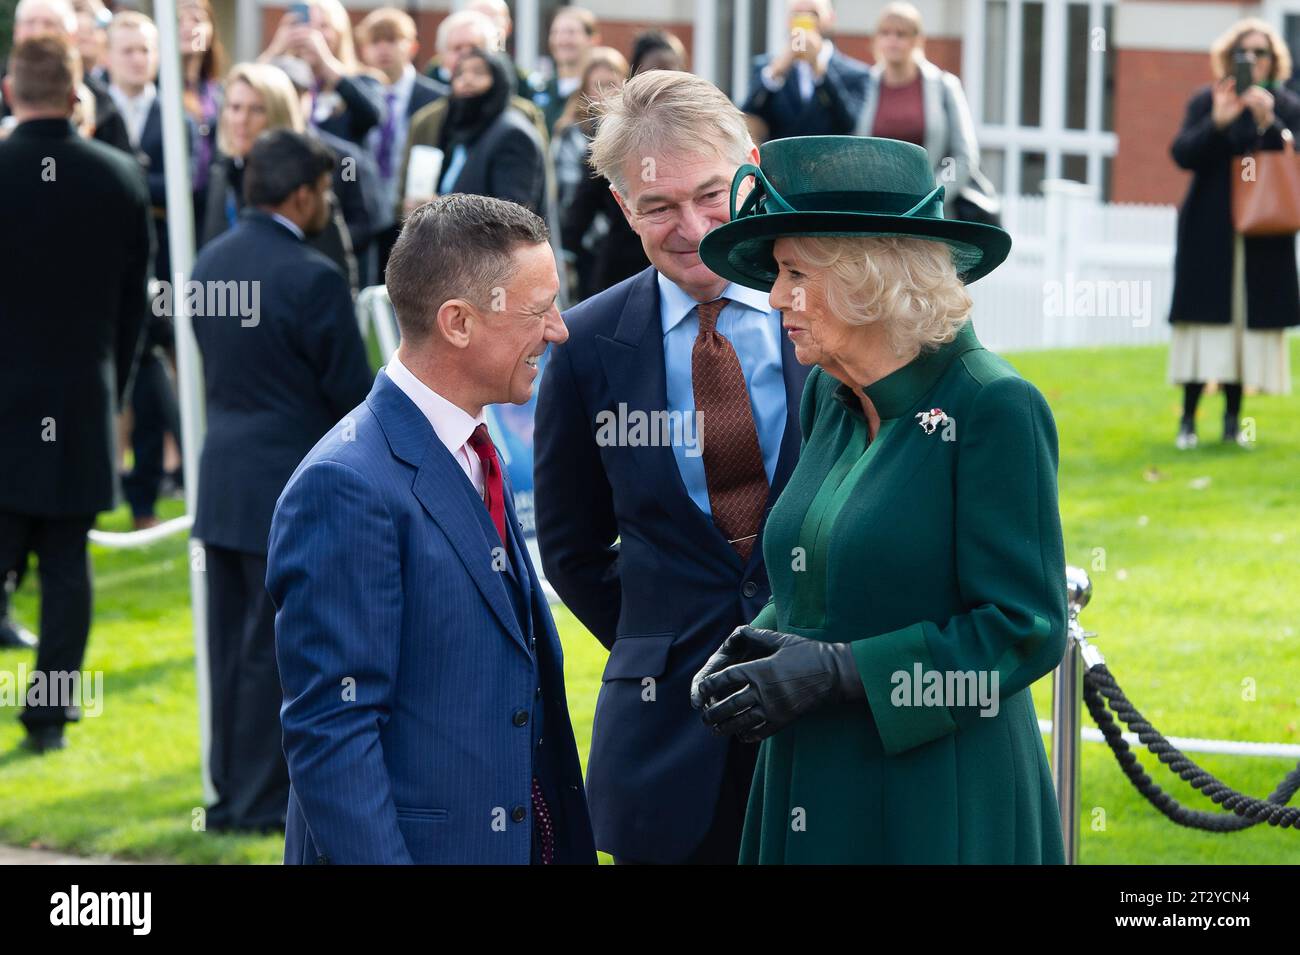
[739,0,871,144]
[191,129,373,831]
[0,35,151,751]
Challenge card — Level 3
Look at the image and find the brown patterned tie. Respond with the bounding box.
[691,298,770,561]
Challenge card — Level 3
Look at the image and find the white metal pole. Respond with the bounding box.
[516,0,540,75]
[694,0,718,86]
[155,0,214,805]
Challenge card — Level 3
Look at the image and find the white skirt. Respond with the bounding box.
[1167,233,1292,394]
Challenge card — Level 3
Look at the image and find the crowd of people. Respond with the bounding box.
[0,0,1293,863]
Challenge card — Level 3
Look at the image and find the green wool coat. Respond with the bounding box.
[740,321,1068,864]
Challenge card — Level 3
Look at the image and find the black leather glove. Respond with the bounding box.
[691,626,865,743]
[689,625,798,710]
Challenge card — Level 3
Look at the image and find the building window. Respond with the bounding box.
[966,0,1118,199]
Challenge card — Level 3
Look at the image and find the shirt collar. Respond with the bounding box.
[656,271,774,335]
[845,320,983,420]
[268,212,305,240]
[819,40,835,70]
[795,40,835,75]
[391,64,416,102]
[386,353,486,454]
[109,82,156,108]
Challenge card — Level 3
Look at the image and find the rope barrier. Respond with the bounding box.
[1080,659,1300,831]
[87,514,193,549]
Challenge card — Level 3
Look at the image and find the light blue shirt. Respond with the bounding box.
[658,271,787,523]
[440,143,469,194]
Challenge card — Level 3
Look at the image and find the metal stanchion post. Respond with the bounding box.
[1053,566,1095,864]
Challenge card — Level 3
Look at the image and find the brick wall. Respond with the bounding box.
[1110,48,1209,205]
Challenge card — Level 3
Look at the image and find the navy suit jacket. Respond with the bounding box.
[267,370,597,864]
[740,48,871,140]
[407,72,447,116]
[191,211,373,555]
[136,98,196,280]
[533,266,811,862]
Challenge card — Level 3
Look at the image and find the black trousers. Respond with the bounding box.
[0,511,94,730]
[614,738,759,865]
[122,347,180,519]
[204,545,289,831]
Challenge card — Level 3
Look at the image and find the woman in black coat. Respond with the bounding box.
[1168,18,1300,448]
[429,49,548,215]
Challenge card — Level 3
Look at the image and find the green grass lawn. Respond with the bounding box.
[1,338,1298,864]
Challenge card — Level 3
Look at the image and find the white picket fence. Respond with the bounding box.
[970,180,1179,353]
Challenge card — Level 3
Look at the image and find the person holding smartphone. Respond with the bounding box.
[1167,17,1300,449]
[257,0,383,146]
[739,0,870,145]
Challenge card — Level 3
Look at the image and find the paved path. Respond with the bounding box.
[0,844,135,864]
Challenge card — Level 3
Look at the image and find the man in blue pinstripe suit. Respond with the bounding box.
[266,193,595,864]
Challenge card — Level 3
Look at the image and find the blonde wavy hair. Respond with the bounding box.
[1210,17,1293,85]
[217,62,304,156]
[787,235,972,358]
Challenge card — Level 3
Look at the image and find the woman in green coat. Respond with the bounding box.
[692,135,1067,864]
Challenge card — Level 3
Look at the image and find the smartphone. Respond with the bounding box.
[289,2,310,25]
[1234,51,1253,95]
[791,12,818,37]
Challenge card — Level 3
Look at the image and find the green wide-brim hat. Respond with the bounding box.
[698,135,1011,290]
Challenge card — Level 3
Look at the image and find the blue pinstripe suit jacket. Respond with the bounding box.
[267,369,596,864]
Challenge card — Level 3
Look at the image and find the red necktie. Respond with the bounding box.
[691,298,770,561]
[467,424,507,547]
[470,426,552,862]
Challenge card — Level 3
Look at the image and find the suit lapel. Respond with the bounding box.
[368,372,530,654]
[594,269,738,566]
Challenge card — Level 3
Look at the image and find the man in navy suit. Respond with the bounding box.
[191,130,373,832]
[355,7,448,279]
[267,192,596,864]
[104,11,194,530]
[740,0,870,144]
[534,70,811,864]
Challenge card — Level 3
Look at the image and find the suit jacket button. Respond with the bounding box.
[315,854,329,864]
[511,806,527,823]
[512,709,529,727]
[742,581,759,598]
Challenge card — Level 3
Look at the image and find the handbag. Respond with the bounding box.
[951,167,1002,228]
[937,73,1003,228]
[1231,127,1300,236]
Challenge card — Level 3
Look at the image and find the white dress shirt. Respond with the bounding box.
[386,354,487,497]
[268,213,304,240]
[365,64,418,209]
[108,81,156,149]
[761,40,835,102]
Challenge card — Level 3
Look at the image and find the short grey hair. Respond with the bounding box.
[588,69,754,197]
[15,0,78,34]
[386,194,549,343]
[436,8,502,53]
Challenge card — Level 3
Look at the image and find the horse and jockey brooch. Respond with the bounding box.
[915,408,949,435]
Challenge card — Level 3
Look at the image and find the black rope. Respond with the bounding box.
[1081,664,1300,831]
